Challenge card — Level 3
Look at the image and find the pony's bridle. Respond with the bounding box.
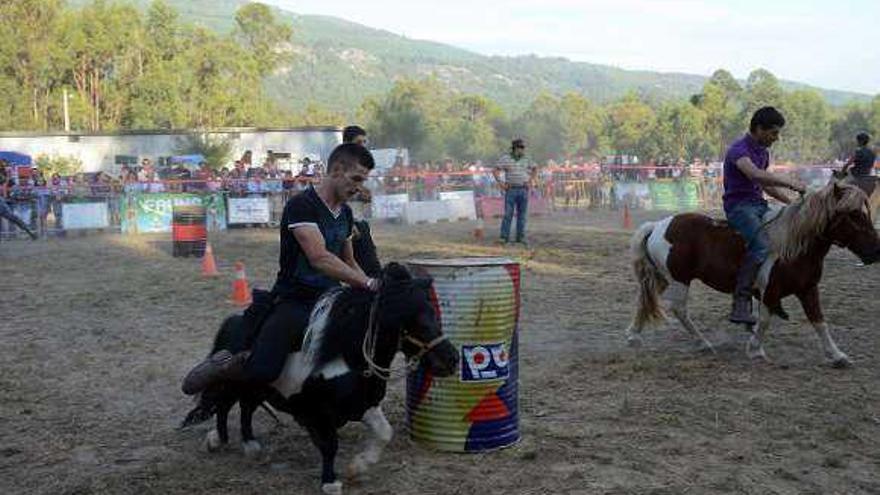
[361,285,449,381]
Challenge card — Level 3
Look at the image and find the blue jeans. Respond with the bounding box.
[726,201,770,264]
[500,187,529,241]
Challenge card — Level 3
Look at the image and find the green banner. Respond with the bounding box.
[649,181,679,211]
[120,193,227,234]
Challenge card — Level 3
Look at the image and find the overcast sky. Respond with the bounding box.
[264,0,879,95]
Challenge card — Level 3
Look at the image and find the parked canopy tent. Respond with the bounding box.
[0,151,32,165]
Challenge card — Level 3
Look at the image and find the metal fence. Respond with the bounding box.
[0,164,845,239]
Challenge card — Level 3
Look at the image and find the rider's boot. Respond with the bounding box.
[729,258,760,326]
[181,350,250,395]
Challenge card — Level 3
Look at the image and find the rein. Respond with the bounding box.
[361,287,448,381]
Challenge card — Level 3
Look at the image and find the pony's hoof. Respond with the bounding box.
[321,481,343,495]
[626,335,643,348]
[746,346,768,362]
[745,336,768,361]
[203,429,223,452]
[242,440,263,459]
[831,356,853,368]
[696,341,716,354]
[346,456,368,479]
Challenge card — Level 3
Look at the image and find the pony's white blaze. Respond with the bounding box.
[271,288,343,398]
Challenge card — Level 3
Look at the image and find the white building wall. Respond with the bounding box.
[0,128,342,173]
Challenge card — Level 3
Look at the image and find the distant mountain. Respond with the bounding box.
[74,0,873,114]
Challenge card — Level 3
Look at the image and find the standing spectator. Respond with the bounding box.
[32,168,50,235]
[343,125,367,146]
[0,162,37,240]
[192,161,212,191]
[240,150,253,168]
[344,125,373,203]
[493,138,537,246]
[0,194,38,240]
[138,158,153,182]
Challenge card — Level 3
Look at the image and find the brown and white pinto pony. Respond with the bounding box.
[625,182,880,366]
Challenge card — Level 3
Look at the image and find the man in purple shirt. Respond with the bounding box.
[723,106,806,325]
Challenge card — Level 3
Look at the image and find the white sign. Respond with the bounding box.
[438,190,475,202]
[227,197,271,224]
[372,194,409,219]
[62,202,110,229]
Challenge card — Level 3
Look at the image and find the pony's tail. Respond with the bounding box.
[629,222,667,328]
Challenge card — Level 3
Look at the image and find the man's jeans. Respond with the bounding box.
[726,201,770,265]
[500,186,529,242]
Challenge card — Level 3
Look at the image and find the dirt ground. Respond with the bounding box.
[2,211,879,495]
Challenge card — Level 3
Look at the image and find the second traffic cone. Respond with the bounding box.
[201,243,219,277]
[623,204,633,229]
[230,261,252,306]
[473,218,484,240]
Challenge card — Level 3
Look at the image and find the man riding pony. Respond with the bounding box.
[182,144,380,394]
[723,107,806,325]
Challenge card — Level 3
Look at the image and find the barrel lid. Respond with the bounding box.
[407,257,517,267]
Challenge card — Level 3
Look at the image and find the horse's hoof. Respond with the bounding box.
[203,429,223,452]
[831,356,853,368]
[242,440,263,459]
[321,481,343,495]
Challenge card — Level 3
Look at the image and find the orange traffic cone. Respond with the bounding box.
[473,218,485,240]
[201,243,219,277]
[623,204,633,230]
[230,261,252,306]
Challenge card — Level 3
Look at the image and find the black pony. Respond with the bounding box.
[181,261,458,494]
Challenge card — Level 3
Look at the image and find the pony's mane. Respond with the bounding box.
[767,183,868,260]
[300,263,415,372]
[301,287,374,367]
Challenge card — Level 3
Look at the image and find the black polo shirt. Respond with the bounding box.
[273,186,353,299]
[852,146,876,177]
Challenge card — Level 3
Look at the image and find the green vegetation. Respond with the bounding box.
[3,0,879,164]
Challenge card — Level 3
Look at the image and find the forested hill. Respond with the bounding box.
[72,0,871,114]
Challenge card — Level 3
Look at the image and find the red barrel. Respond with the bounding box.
[172,204,207,257]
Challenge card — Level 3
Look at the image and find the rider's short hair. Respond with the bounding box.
[342,125,367,144]
[328,143,375,172]
[749,106,786,133]
[857,132,870,146]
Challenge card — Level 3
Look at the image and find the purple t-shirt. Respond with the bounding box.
[723,134,769,212]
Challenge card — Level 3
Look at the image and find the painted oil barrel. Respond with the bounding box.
[171,205,207,258]
[406,257,520,452]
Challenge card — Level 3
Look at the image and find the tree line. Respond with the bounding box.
[3,0,878,165]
